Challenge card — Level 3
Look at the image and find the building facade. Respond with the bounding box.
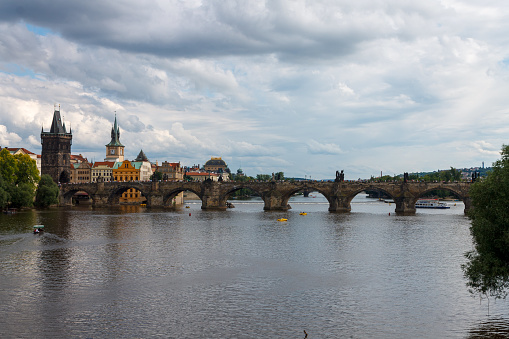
[70,161,92,183]
[113,160,145,204]
[158,161,184,181]
[91,162,114,182]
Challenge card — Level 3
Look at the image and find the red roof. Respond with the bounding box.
[71,154,88,162]
[4,147,36,155]
[93,162,115,168]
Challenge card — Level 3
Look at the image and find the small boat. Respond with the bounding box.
[299,212,307,215]
[185,206,190,208]
[415,199,450,209]
[33,225,44,234]
[277,218,288,222]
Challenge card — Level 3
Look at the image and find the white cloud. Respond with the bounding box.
[0,125,22,145]
[0,1,509,179]
[307,140,343,155]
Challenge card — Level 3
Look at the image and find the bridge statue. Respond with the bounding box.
[335,170,345,183]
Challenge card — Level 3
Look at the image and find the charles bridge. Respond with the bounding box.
[60,179,472,215]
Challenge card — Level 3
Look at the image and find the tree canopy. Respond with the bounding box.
[463,145,509,299]
[35,174,60,208]
[0,148,41,209]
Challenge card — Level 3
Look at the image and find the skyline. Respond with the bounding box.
[1,1,508,179]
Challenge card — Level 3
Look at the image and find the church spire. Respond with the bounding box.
[106,114,124,147]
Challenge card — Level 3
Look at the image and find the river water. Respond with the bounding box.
[1,194,509,338]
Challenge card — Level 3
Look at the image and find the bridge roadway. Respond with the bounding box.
[60,179,472,215]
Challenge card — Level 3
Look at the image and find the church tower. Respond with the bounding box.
[105,115,125,162]
[41,105,72,183]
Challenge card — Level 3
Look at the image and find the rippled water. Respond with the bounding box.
[1,195,509,338]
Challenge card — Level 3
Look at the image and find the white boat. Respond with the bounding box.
[415,199,450,209]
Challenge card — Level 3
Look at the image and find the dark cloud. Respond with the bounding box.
[0,1,441,61]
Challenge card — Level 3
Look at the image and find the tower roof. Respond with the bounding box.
[135,149,149,162]
[106,115,124,147]
[48,109,70,134]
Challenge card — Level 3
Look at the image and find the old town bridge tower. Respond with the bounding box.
[41,106,72,183]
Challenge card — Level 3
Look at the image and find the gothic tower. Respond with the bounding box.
[105,115,125,162]
[41,106,72,183]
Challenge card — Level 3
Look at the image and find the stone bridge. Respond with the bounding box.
[60,179,472,215]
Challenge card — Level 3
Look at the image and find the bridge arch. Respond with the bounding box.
[60,186,96,205]
[162,188,203,207]
[106,183,151,205]
[348,186,395,203]
[279,185,333,211]
[416,185,470,212]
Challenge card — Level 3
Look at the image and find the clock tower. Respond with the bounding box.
[105,115,125,162]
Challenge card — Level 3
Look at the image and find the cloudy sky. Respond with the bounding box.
[0,0,508,179]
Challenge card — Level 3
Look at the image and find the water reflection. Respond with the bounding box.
[468,317,509,338]
[1,198,509,338]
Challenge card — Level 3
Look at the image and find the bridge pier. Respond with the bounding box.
[201,196,227,210]
[328,196,351,213]
[463,196,472,214]
[146,194,164,207]
[91,193,111,207]
[201,183,227,210]
[394,197,416,216]
[262,191,290,211]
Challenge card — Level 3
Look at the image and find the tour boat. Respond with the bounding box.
[415,199,450,209]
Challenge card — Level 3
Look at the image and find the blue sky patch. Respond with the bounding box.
[1,63,44,79]
[25,23,53,36]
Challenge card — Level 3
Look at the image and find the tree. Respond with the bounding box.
[274,172,284,181]
[150,171,163,181]
[463,145,509,299]
[8,183,35,208]
[0,148,17,184]
[0,173,10,209]
[35,174,60,208]
[0,149,40,209]
[14,153,40,188]
[256,174,271,181]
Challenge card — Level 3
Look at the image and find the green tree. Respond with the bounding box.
[274,172,284,181]
[0,148,16,184]
[0,173,10,209]
[8,182,35,208]
[150,171,163,181]
[463,145,509,299]
[14,153,40,188]
[256,174,271,181]
[35,174,60,208]
[0,149,40,208]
